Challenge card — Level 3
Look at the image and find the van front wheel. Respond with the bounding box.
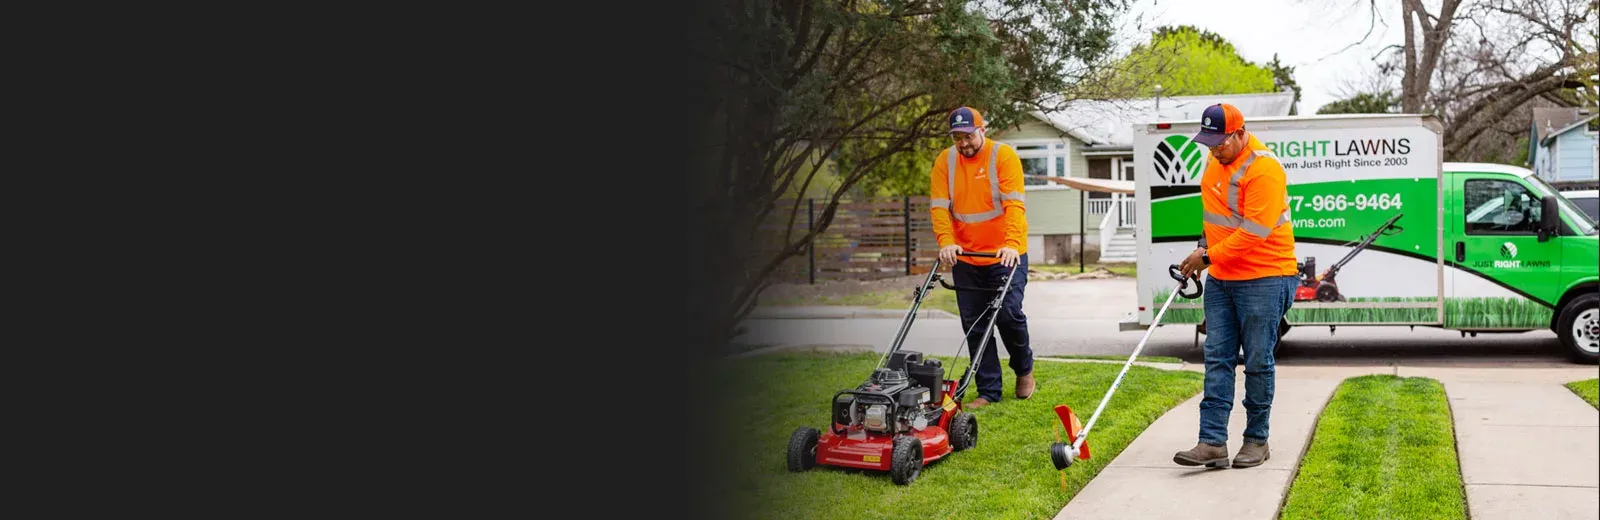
[1557,293,1598,364]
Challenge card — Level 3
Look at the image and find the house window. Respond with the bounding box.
[1021,157,1050,184]
[1015,141,1070,187]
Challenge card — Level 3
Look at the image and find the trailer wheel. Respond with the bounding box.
[1316,283,1340,302]
[1557,293,1598,364]
[890,435,923,485]
[787,426,819,472]
[1196,320,1289,339]
[949,412,977,451]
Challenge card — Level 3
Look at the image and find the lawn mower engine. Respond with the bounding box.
[833,353,945,435]
[787,350,978,485]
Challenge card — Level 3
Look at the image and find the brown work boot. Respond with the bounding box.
[1233,441,1269,468]
[966,397,992,410]
[1172,442,1229,468]
[1016,373,1036,400]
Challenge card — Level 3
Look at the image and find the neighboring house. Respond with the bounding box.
[987,90,1296,264]
[1528,107,1599,190]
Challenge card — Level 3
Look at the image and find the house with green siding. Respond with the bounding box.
[987,90,1297,264]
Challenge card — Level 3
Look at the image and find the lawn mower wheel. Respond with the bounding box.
[949,412,977,451]
[787,426,818,472]
[890,435,923,485]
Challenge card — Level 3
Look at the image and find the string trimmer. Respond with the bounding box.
[1049,263,1202,471]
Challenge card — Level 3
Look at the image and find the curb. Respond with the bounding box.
[725,343,878,359]
[746,307,959,320]
[1035,357,1186,371]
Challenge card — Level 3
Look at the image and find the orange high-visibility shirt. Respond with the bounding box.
[1199,133,1298,280]
[928,138,1028,267]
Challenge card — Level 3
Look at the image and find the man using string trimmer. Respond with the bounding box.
[1173,103,1300,469]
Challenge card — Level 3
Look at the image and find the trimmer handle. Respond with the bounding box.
[957,251,998,258]
[1168,264,1203,299]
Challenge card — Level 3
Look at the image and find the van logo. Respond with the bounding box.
[1154,135,1205,185]
[1500,242,1517,259]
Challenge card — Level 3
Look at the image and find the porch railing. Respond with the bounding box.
[1097,197,1138,256]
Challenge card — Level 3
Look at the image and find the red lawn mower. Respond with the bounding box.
[1295,212,1404,302]
[786,251,1018,485]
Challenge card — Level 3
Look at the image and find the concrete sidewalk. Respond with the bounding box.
[1053,369,1346,519]
[1054,364,1600,520]
[1428,377,1599,519]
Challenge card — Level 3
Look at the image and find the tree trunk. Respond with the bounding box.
[1399,0,1463,114]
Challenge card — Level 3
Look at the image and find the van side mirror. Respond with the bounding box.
[1538,195,1560,241]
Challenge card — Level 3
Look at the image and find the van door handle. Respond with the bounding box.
[1455,241,1465,262]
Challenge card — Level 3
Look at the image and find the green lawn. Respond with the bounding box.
[1043,354,1184,364]
[715,351,1204,520]
[762,283,962,316]
[1567,378,1599,409]
[1280,375,1467,520]
[1033,263,1137,277]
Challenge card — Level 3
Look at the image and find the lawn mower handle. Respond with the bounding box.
[937,251,1011,292]
[1167,264,1203,299]
[875,258,947,372]
[949,259,1023,401]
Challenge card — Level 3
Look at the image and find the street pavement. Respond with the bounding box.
[737,278,1576,367]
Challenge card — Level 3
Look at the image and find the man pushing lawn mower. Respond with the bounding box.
[929,106,1035,409]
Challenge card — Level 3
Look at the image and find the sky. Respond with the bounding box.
[1116,0,1408,114]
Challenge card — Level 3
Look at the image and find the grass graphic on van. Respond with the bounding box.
[1444,297,1552,328]
[1154,135,1206,184]
[1146,291,1552,329]
[1287,297,1439,323]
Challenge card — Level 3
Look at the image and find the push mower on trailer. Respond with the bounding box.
[786,251,1020,485]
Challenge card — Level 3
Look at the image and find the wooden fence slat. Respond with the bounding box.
[814,271,911,277]
[754,196,949,282]
[813,246,908,254]
[808,226,911,234]
[830,202,923,210]
[812,246,942,254]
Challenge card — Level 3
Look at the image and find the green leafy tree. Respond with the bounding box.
[1317,91,1401,114]
[1099,25,1279,97]
[688,0,1126,351]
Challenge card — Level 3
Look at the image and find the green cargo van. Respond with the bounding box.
[1126,114,1599,364]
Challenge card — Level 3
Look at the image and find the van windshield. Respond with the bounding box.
[1527,176,1598,235]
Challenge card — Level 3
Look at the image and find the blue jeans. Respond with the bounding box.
[1198,274,1296,446]
[953,253,1032,403]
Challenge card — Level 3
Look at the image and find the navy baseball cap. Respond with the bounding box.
[1192,103,1244,147]
[948,106,985,133]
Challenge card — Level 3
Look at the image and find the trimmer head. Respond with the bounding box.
[1050,442,1078,470]
[1050,404,1090,470]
